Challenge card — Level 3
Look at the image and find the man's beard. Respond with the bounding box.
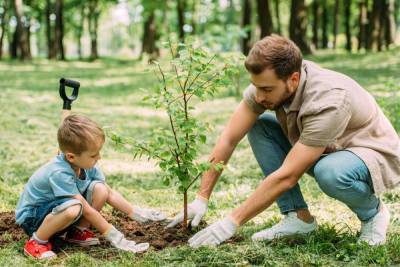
[267,86,293,111]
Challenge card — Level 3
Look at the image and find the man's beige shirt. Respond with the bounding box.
[243,60,400,194]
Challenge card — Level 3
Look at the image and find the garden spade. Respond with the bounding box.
[59,78,80,121]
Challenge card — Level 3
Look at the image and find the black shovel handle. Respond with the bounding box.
[59,78,80,110]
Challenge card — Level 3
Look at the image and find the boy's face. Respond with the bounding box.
[65,139,104,170]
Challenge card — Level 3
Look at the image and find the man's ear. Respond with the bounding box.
[65,152,76,163]
[287,71,300,92]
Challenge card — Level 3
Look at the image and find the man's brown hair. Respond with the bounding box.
[58,114,105,154]
[244,34,303,80]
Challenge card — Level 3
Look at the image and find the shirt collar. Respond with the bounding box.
[287,61,308,112]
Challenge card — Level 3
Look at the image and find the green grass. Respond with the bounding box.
[1,48,400,266]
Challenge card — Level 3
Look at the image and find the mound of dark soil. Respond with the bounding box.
[0,211,242,254]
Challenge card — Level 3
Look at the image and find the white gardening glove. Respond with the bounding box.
[166,196,208,228]
[104,226,149,253]
[188,216,238,248]
[131,207,167,223]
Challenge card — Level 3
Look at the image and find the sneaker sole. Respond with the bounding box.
[24,248,57,260]
[65,238,100,246]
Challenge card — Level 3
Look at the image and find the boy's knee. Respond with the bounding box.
[63,204,82,221]
[92,183,109,201]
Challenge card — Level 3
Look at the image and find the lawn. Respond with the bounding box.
[0,48,399,266]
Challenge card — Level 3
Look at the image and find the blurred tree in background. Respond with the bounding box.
[0,0,398,61]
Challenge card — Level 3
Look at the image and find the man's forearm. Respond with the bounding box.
[230,170,298,226]
[198,139,237,199]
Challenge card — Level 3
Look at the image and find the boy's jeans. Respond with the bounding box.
[247,113,380,222]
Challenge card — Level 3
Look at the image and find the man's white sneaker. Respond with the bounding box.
[358,202,390,246]
[252,212,317,241]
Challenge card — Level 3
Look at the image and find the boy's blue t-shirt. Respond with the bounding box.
[15,153,105,225]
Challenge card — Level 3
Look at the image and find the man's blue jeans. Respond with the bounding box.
[247,113,380,222]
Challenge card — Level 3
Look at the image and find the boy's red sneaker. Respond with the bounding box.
[65,227,100,246]
[24,239,57,259]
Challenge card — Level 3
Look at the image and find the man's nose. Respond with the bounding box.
[255,92,264,103]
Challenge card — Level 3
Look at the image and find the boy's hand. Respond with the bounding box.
[130,207,167,223]
[105,226,149,253]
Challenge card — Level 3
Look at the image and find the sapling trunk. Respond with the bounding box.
[112,43,236,234]
[183,190,188,230]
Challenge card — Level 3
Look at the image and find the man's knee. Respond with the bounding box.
[314,161,351,196]
[248,113,279,143]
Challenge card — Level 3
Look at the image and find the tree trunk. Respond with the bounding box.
[191,0,198,35]
[256,0,273,39]
[46,0,56,59]
[344,0,352,51]
[385,0,396,48]
[241,0,252,55]
[141,11,159,59]
[358,0,368,50]
[227,0,236,25]
[177,0,185,43]
[10,26,18,58]
[0,0,9,59]
[55,0,65,60]
[77,3,85,59]
[321,0,328,48]
[312,0,320,49]
[289,0,311,54]
[332,0,339,49]
[273,0,281,34]
[14,0,31,60]
[88,0,99,60]
[377,0,386,51]
[368,0,384,50]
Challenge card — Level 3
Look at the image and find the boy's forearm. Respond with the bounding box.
[106,185,134,216]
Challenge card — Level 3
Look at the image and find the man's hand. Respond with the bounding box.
[166,196,208,228]
[104,226,149,253]
[131,207,167,223]
[188,216,237,248]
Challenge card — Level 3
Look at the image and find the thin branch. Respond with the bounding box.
[183,50,193,90]
[186,70,222,102]
[184,172,202,193]
[173,64,185,93]
[184,157,216,192]
[152,68,162,84]
[186,54,216,90]
[168,114,182,153]
[157,63,182,156]
[132,143,165,161]
[167,37,176,58]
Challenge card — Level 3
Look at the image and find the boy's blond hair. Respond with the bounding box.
[58,114,105,154]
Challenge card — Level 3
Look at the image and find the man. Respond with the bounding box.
[167,35,400,247]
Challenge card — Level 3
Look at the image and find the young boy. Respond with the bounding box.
[16,114,166,259]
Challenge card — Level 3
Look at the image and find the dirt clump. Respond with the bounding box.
[0,211,242,253]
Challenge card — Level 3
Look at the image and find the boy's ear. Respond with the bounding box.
[65,152,76,162]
